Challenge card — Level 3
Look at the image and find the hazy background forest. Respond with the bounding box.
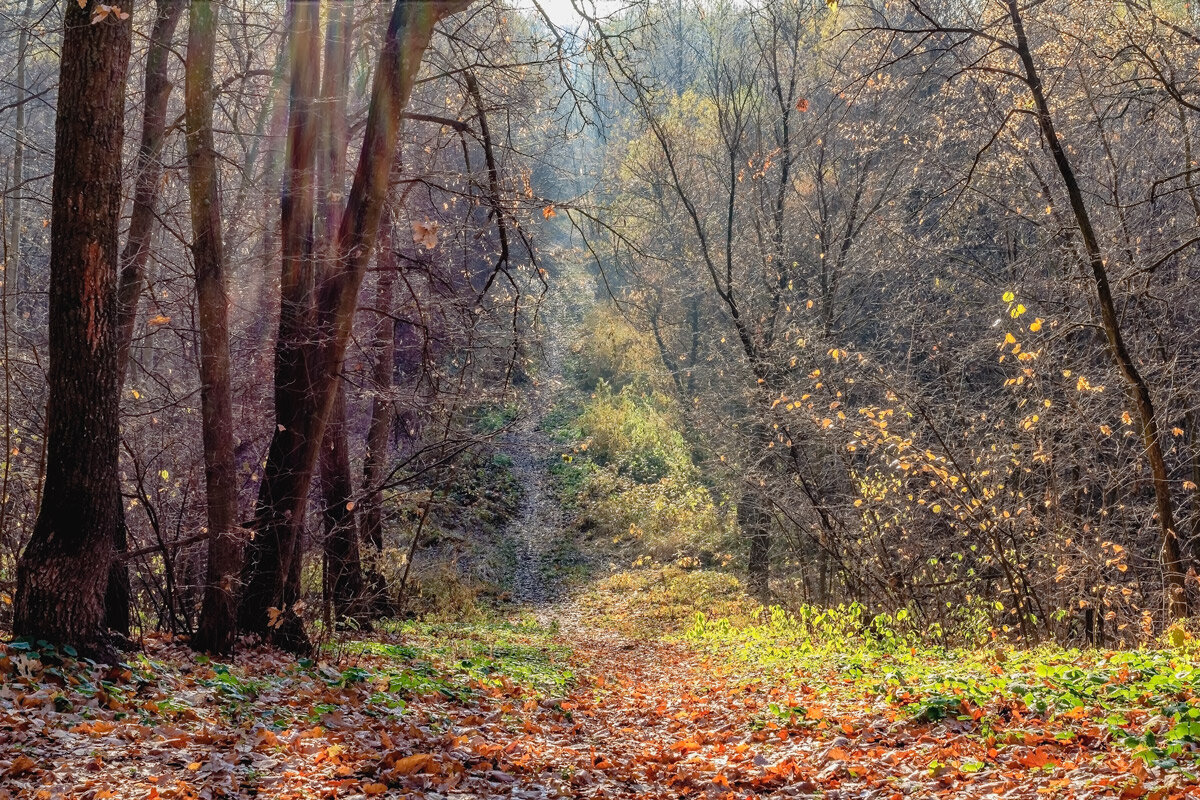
[4,0,1200,652]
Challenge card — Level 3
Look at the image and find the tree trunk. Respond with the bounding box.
[186,0,241,655]
[358,210,400,616]
[740,488,770,604]
[13,0,132,659]
[116,0,186,381]
[238,0,470,649]
[320,383,366,622]
[103,0,186,641]
[1006,0,1188,618]
[360,210,399,555]
[315,0,368,625]
[6,0,32,310]
[237,0,323,650]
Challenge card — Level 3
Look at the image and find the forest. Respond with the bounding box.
[3,0,1200,797]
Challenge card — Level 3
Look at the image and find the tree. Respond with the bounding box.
[186,0,241,654]
[856,0,1192,621]
[238,0,474,649]
[13,0,133,657]
[117,0,187,380]
[104,0,187,639]
[316,0,368,625]
[1003,0,1186,618]
[4,0,32,319]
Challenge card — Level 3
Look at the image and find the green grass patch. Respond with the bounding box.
[354,616,575,696]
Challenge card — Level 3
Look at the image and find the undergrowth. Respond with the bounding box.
[352,617,575,696]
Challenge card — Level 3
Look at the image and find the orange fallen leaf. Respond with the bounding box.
[391,753,434,775]
[6,755,36,776]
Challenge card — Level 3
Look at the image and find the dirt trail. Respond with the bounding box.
[503,301,570,606]
[477,302,1181,799]
[410,631,1170,800]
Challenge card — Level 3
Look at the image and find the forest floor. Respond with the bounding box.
[2,595,1198,800]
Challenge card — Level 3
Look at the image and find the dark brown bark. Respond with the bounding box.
[186,0,241,655]
[238,0,470,649]
[104,0,186,640]
[320,384,366,622]
[237,0,324,650]
[103,501,130,637]
[1006,0,1187,619]
[315,0,368,625]
[13,0,133,659]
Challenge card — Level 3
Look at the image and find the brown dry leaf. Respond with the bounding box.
[391,753,434,775]
[5,755,36,776]
[412,220,439,249]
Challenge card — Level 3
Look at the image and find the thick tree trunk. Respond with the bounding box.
[104,501,131,638]
[13,0,132,659]
[238,0,469,649]
[1007,0,1187,618]
[237,0,324,650]
[320,384,366,622]
[186,0,241,655]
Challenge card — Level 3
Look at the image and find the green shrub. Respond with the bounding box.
[580,566,758,636]
[473,401,520,434]
[549,456,598,508]
[577,383,693,483]
[579,469,732,560]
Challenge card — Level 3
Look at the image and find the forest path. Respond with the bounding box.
[4,296,1187,799]
[502,296,571,606]
[407,623,1171,800]
[5,619,1188,800]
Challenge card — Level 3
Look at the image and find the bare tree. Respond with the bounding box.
[186,0,241,654]
[238,0,474,650]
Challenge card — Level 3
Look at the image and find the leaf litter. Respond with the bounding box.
[0,610,1196,800]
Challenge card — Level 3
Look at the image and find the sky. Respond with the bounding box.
[514,0,626,27]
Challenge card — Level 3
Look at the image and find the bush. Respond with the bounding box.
[581,566,758,636]
[570,308,664,391]
[579,469,732,561]
[577,383,693,483]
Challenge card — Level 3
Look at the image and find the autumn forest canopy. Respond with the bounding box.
[5,0,1200,797]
